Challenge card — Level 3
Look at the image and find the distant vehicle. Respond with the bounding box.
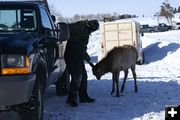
[140,24,157,33]
[173,22,180,30]
[99,20,144,65]
[156,23,173,32]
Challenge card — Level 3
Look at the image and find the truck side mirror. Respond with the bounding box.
[57,22,70,41]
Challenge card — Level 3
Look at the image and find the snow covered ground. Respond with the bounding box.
[43,29,180,120]
[0,18,179,120]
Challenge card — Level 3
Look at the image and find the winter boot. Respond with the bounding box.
[79,96,95,103]
[66,99,78,107]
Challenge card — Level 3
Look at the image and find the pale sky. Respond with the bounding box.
[47,0,179,17]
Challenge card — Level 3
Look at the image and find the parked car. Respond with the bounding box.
[156,23,173,32]
[140,24,157,33]
[173,22,180,30]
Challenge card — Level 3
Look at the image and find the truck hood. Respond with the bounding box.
[0,32,39,54]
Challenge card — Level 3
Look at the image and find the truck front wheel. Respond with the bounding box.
[19,72,44,120]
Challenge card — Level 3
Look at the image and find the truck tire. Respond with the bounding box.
[55,68,70,96]
[19,71,44,120]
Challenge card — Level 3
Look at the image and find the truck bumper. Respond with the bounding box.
[0,74,35,107]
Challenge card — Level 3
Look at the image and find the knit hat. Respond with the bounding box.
[87,20,99,32]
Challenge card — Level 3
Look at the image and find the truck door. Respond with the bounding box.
[40,7,59,76]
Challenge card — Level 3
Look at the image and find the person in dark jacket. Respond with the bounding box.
[64,20,99,107]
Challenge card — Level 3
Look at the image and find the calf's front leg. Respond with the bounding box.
[131,66,138,93]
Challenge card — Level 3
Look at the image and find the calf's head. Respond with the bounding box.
[92,64,104,80]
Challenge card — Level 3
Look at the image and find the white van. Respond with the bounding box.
[98,20,144,64]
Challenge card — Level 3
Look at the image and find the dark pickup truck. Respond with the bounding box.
[140,23,173,34]
[140,24,157,34]
[0,1,69,120]
[156,23,173,32]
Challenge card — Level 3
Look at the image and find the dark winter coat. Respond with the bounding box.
[64,20,99,75]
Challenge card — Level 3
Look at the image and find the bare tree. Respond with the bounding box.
[48,4,67,22]
[160,0,174,24]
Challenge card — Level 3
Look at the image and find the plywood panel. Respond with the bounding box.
[105,31,118,40]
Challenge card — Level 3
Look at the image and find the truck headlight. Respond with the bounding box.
[1,54,30,75]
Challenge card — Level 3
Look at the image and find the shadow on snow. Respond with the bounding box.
[143,42,180,64]
[44,78,180,120]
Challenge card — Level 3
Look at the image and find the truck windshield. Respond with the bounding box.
[0,8,37,32]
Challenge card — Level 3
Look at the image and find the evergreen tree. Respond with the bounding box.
[173,8,177,14]
[178,6,180,13]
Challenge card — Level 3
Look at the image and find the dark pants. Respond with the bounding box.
[67,63,88,102]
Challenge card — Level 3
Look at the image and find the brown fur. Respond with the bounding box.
[92,45,138,97]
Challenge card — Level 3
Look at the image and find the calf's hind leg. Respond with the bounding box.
[131,65,138,93]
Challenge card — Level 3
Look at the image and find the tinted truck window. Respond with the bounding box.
[0,9,37,31]
[40,7,53,29]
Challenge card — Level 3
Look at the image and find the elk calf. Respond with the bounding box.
[92,45,138,97]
